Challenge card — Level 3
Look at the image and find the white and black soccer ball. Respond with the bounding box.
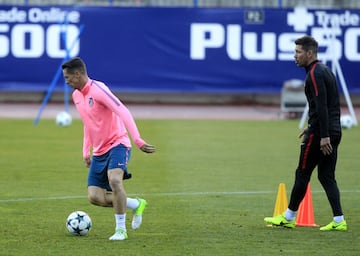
[340,115,354,129]
[56,111,72,127]
[66,211,92,236]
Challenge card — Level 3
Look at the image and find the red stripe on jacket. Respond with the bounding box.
[309,62,320,96]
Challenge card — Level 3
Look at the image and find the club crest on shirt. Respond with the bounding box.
[88,97,94,107]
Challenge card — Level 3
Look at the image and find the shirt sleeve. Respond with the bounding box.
[72,90,93,158]
[82,125,92,159]
[96,85,146,148]
[311,68,330,138]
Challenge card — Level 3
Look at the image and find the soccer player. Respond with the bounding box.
[264,36,347,231]
[62,57,156,240]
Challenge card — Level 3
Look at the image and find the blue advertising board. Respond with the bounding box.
[0,6,359,93]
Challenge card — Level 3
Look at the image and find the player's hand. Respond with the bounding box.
[84,157,91,168]
[298,128,308,139]
[320,137,333,155]
[140,143,156,153]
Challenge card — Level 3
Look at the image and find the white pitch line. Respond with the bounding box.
[0,191,271,203]
[1,190,359,203]
[0,195,87,203]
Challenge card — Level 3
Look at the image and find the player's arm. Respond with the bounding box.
[116,105,155,153]
[312,68,330,138]
[72,92,93,166]
[83,125,92,167]
[115,105,155,153]
[97,86,155,153]
[312,69,332,155]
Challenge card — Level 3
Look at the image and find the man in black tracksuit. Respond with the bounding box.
[264,35,347,231]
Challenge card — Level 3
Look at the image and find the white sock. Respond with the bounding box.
[115,213,126,230]
[126,197,140,210]
[285,208,297,221]
[333,215,344,223]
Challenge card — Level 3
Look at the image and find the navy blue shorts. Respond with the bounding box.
[88,144,132,191]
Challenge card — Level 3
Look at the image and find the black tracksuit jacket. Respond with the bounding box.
[304,60,342,137]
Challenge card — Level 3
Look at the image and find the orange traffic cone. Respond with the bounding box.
[273,183,288,216]
[296,183,319,227]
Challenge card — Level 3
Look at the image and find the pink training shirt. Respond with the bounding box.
[72,78,145,159]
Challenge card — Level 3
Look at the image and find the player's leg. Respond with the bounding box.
[318,135,342,216]
[107,144,131,215]
[108,168,126,214]
[87,185,144,214]
[87,152,114,207]
[107,144,147,239]
[107,144,130,240]
[108,168,128,240]
[263,165,312,228]
[288,132,319,211]
[264,131,318,227]
[88,185,113,207]
[318,135,347,231]
[318,151,342,216]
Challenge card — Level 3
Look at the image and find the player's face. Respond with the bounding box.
[294,45,310,67]
[63,69,82,90]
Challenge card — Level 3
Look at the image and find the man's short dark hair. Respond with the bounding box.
[295,35,318,55]
[62,57,87,74]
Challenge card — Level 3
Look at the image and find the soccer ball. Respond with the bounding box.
[340,115,354,129]
[56,111,72,127]
[66,211,92,236]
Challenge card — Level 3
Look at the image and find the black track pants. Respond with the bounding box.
[288,131,343,217]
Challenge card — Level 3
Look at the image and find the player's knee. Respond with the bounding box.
[318,174,332,186]
[108,170,124,191]
[108,177,123,192]
[87,193,97,205]
[88,191,103,206]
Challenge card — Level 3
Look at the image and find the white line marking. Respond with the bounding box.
[1,190,359,203]
[0,195,87,203]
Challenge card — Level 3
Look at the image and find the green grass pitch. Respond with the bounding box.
[0,118,359,255]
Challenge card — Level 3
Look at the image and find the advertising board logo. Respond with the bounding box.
[288,7,360,61]
[190,7,360,62]
[287,7,314,31]
[0,7,81,58]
